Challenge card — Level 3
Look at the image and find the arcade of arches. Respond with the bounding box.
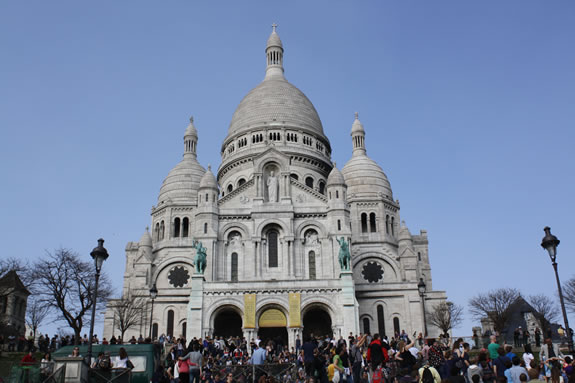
[212,306,333,344]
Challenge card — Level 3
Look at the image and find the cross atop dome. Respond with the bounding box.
[272,23,278,32]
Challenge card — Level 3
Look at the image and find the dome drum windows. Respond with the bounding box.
[303,136,313,146]
[237,137,248,148]
[155,221,165,241]
[268,131,281,141]
[305,177,314,189]
[286,132,298,142]
[252,133,264,144]
[386,215,395,236]
[369,213,377,232]
[361,213,368,233]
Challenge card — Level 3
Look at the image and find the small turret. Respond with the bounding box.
[184,116,198,158]
[265,24,285,80]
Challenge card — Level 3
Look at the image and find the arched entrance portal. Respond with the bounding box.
[214,309,243,338]
[258,308,288,351]
[303,307,332,340]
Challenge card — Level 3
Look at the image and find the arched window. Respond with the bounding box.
[337,220,341,231]
[173,218,181,238]
[318,182,325,195]
[160,221,165,240]
[167,310,174,336]
[152,323,158,340]
[204,222,208,234]
[227,184,233,193]
[231,252,238,282]
[268,230,278,268]
[205,193,209,202]
[417,252,421,261]
[361,213,368,233]
[385,215,390,234]
[182,322,187,338]
[238,178,246,187]
[182,218,189,237]
[391,217,395,236]
[155,223,160,241]
[393,317,400,335]
[336,190,339,198]
[305,177,314,188]
[308,251,316,280]
[369,213,377,233]
[290,173,299,181]
[377,305,386,337]
[363,318,371,334]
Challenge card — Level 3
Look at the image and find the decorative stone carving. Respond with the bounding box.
[168,266,190,287]
[362,261,384,283]
[267,170,278,202]
[296,194,305,203]
[239,195,250,204]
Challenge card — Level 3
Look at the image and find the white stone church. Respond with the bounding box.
[103,26,447,348]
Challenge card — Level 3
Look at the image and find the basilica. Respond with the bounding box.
[103,26,447,347]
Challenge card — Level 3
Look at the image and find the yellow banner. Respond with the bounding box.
[259,309,287,327]
[244,294,256,328]
[288,293,301,327]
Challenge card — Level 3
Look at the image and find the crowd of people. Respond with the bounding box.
[148,332,575,383]
[4,330,575,383]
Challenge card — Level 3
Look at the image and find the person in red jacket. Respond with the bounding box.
[367,334,389,370]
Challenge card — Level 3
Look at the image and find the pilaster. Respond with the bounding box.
[187,274,205,338]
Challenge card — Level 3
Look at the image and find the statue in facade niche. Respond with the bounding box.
[192,239,207,274]
[336,237,351,271]
[267,171,278,202]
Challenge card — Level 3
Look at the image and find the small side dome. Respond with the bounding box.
[398,221,412,242]
[199,165,218,190]
[158,158,205,204]
[327,163,346,186]
[342,155,393,199]
[139,228,153,247]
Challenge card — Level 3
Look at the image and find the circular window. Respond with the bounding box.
[168,266,190,287]
[362,261,384,283]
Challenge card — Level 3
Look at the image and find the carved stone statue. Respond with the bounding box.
[336,237,351,271]
[305,232,318,246]
[267,171,278,202]
[192,239,207,274]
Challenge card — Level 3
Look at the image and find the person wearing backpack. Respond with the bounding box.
[367,334,389,370]
[419,362,441,383]
[351,335,367,383]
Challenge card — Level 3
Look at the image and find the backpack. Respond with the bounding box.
[481,361,495,382]
[372,368,384,383]
[370,342,384,363]
[98,354,111,370]
[422,366,434,383]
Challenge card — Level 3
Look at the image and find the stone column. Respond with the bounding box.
[187,274,205,338]
[340,270,359,336]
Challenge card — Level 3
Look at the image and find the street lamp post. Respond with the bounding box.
[87,238,109,366]
[418,278,428,337]
[541,226,573,353]
[148,284,158,340]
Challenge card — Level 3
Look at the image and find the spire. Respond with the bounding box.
[184,116,198,158]
[265,24,285,80]
[351,112,366,156]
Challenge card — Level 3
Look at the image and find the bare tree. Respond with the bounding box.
[26,298,51,337]
[563,277,575,313]
[30,248,113,344]
[111,296,148,339]
[528,294,560,335]
[469,288,520,334]
[428,301,464,335]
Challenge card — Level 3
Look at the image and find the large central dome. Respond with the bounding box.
[228,77,324,137]
[225,25,326,141]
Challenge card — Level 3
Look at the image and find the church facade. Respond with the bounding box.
[103,27,447,347]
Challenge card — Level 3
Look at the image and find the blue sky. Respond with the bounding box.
[1,1,574,337]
